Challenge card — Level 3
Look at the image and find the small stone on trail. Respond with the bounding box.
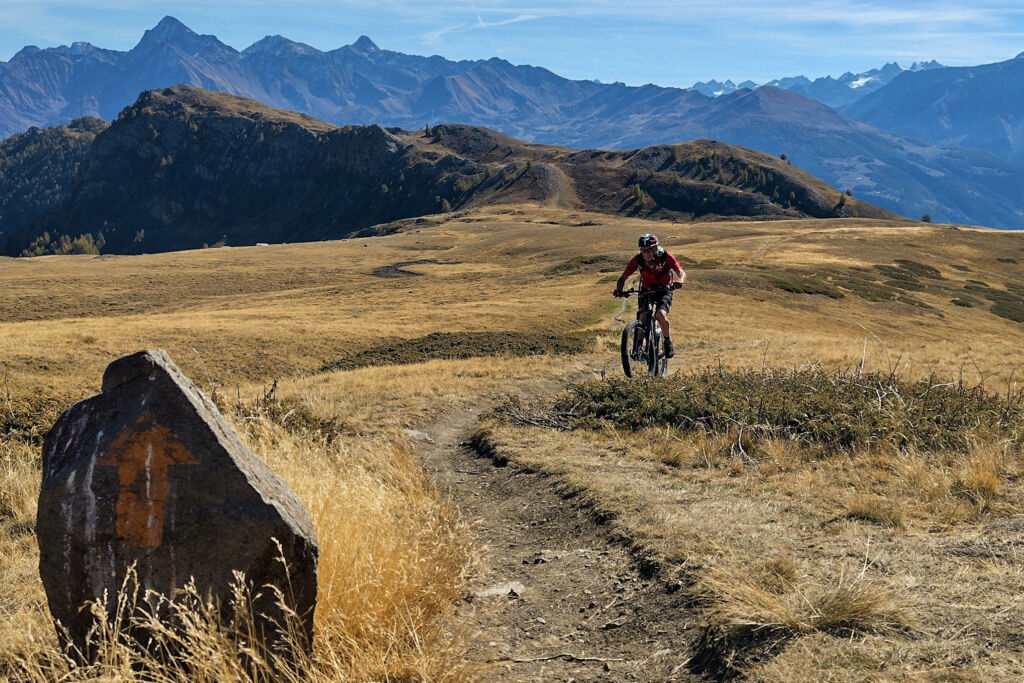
[402,428,435,443]
[474,581,526,598]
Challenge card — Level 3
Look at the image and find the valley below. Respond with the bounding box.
[3,206,1024,680]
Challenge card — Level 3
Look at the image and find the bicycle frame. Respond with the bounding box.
[619,285,668,378]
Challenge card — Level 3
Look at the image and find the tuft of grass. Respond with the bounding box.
[766,273,844,299]
[692,566,912,678]
[843,494,905,528]
[893,259,944,279]
[699,567,911,635]
[545,254,623,276]
[951,444,1006,513]
[753,557,800,594]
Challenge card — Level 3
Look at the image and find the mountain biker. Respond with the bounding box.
[612,233,685,358]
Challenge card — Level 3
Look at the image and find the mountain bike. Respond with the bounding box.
[618,285,670,378]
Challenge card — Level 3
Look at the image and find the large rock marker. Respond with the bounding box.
[37,350,318,660]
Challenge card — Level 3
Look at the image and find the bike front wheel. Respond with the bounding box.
[620,320,646,378]
[650,325,668,377]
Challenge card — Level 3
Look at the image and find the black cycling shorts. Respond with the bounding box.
[639,288,673,314]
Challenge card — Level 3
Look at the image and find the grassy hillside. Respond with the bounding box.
[2,206,1023,679]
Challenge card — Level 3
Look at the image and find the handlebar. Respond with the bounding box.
[616,283,682,298]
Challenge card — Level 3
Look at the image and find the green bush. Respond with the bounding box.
[544,368,1024,452]
[991,301,1024,323]
[545,254,624,276]
[766,274,844,298]
[894,259,944,279]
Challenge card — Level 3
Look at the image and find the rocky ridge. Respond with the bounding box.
[2,86,896,255]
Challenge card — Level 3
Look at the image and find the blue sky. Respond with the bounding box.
[1,1,1022,86]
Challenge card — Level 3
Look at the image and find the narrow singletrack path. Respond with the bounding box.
[414,405,703,681]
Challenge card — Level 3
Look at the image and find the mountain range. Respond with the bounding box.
[845,53,1024,163]
[0,85,896,255]
[692,60,944,109]
[1,17,1022,229]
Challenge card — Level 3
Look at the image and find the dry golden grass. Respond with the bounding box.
[3,205,1024,679]
[0,400,479,681]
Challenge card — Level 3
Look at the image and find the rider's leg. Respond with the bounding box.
[634,309,646,350]
[656,308,670,340]
[657,308,675,358]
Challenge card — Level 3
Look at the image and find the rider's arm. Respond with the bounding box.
[665,252,685,285]
[616,256,640,291]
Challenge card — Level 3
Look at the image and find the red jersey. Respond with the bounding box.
[621,249,682,289]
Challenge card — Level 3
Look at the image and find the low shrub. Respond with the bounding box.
[894,259,944,279]
[991,301,1024,323]
[320,331,597,372]
[766,274,844,299]
[370,259,448,278]
[873,265,919,283]
[545,254,623,276]
[1,393,72,447]
[541,368,1024,452]
[836,278,899,302]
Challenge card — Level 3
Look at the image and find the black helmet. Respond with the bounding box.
[638,233,658,248]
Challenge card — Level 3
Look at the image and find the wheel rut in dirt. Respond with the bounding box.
[413,407,703,681]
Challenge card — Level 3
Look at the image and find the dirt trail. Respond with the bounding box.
[414,405,703,681]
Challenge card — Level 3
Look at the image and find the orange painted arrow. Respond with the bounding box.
[96,412,198,548]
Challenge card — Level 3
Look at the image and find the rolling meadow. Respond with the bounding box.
[3,204,1024,680]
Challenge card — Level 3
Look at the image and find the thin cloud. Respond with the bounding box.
[422,22,469,43]
[421,12,540,44]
